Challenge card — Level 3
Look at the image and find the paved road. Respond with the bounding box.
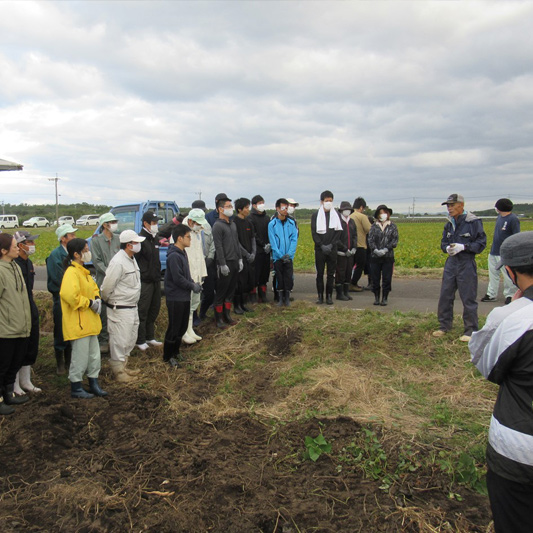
[34,267,503,316]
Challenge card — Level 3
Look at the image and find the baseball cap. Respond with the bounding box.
[119,230,146,244]
[14,230,39,243]
[191,200,207,210]
[56,224,78,240]
[441,194,465,205]
[286,198,299,207]
[188,208,208,226]
[142,211,159,224]
[496,231,533,269]
[99,212,117,225]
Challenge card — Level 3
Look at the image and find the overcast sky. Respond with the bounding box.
[1,1,533,213]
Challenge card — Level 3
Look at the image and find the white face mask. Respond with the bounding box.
[23,244,36,256]
[342,210,351,217]
[192,224,202,232]
[150,224,158,236]
[323,201,333,211]
[81,251,92,263]
[131,242,141,253]
[108,223,118,233]
[287,206,295,215]
[223,208,234,217]
[256,203,266,212]
[379,213,388,222]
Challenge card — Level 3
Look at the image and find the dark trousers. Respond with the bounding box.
[22,307,40,366]
[163,300,190,361]
[315,249,337,295]
[254,252,270,287]
[351,247,367,286]
[336,255,354,285]
[52,293,68,351]
[437,255,478,335]
[0,337,29,391]
[274,259,294,291]
[237,260,255,295]
[370,259,394,294]
[487,469,533,533]
[215,260,238,305]
[137,280,162,344]
[200,260,217,317]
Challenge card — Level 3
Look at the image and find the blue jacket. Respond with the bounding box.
[268,216,298,262]
[164,246,195,302]
[440,212,486,255]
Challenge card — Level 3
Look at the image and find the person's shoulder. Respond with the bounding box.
[465,212,481,223]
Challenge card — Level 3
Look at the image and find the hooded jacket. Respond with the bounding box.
[182,216,209,282]
[60,261,102,341]
[0,260,31,338]
[136,227,162,283]
[268,216,298,262]
[164,245,196,302]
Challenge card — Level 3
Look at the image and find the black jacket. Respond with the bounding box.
[311,211,342,250]
[368,222,399,261]
[338,215,357,254]
[249,208,270,251]
[136,228,162,283]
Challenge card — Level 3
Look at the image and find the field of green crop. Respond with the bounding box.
[293,220,533,272]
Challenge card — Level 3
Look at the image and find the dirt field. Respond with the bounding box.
[0,296,492,532]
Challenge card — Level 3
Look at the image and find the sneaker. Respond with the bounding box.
[480,295,496,302]
[432,330,446,338]
[459,335,471,342]
[505,297,512,305]
[136,343,149,352]
[349,284,364,292]
[147,339,163,347]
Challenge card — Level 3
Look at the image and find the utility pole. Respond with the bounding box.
[412,197,415,216]
[196,191,202,201]
[48,173,60,223]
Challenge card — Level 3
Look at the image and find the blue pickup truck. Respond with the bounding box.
[88,200,180,275]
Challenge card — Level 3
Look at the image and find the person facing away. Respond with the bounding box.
[311,190,343,305]
[481,198,520,305]
[469,231,533,533]
[433,194,487,342]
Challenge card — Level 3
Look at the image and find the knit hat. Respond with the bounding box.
[495,198,513,212]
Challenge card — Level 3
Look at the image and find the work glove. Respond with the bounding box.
[220,264,230,277]
[263,243,271,254]
[247,253,255,264]
[238,259,244,272]
[321,244,332,255]
[350,248,357,255]
[344,249,351,257]
[192,282,202,294]
[281,254,292,264]
[89,298,102,315]
[374,249,385,258]
[447,243,465,256]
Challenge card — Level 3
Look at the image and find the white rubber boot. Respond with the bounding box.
[19,365,42,393]
[13,371,27,396]
[182,315,197,345]
[124,356,141,376]
[188,315,202,341]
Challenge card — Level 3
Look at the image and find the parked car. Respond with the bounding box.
[76,214,100,226]
[0,214,19,229]
[87,200,180,276]
[23,216,50,228]
[55,216,75,226]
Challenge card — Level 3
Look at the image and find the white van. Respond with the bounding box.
[0,215,19,229]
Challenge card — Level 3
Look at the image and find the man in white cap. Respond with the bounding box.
[46,224,78,375]
[469,231,533,533]
[90,213,120,354]
[286,198,300,231]
[100,229,144,383]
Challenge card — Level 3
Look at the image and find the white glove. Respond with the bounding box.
[89,298,102,315]
[447,243,465,256]
[220,264,230,277]
[264,243,271,254]
[238,259,244,272]
[350,248,357,255]
[374,249,385,257]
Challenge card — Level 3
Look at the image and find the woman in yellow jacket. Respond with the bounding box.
[60,238,107,399]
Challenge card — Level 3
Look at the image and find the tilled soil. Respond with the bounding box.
[1,384,490,532]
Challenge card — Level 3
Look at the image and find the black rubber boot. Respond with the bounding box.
[0,391,15,415]
[4,384,29,405]
[316,293,324,304]
[326,293,334,305]
[277,291,284,307]
[70,382,94,399]
[380,292,389,306]
[336,284,349,301]
[223,305,237,326]
[373,290,381,305]
[249,290,258,304]
[343,283,353,300]
[214,309,228,329]
[283,291,291,307]
[260,285,268,303]
[241,294,252,312]
[233,295,245,315]
[88,377,108,397]
[55,349,66,375]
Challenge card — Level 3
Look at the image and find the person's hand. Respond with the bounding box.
[220,264,230,277]
[238,259,244,272]
[321,244,332,255]
[89,299,102,314]
[159,238,170,247]
[380,248,388,255]
[374,249,385,257]
[192,282,202,294]
[350,248,357,255]
[447,243,465,256]
[247,253,255,264]
[263,243,271,254]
